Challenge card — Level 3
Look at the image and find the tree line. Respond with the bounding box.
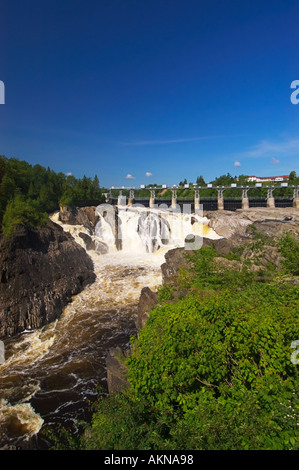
[112,171,298,200]
[0,155,105,238]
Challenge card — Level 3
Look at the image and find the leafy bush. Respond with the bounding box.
[278,232,299,275]
[128,285,298,411]
[157,284,174,302]
[2,195,48,238]
[78,280,299,451]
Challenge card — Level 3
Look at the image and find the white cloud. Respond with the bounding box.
[234,161,241,167]
[240,138,299,158]
[146,172,153,177]
[125,173,135,179]
[271,157,280,164]
[121,134,245,146]
[65,172,72,176]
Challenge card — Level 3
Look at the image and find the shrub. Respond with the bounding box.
[278,232,299,275]
[2,195,48,238]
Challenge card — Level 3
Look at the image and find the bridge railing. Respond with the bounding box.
[107,185,299,211]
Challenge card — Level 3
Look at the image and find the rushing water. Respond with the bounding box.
[0,206,220,449]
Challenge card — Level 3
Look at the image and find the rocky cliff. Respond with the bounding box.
[0,220,96,337]
[205,207,299,238]
[59,205,99,232]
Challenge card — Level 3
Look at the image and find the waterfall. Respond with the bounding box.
[94,205,221,254]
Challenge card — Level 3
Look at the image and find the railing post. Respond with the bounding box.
[171,189,177,209]
[194,188,200,214]
[106,188,112,203]
[149,189,155,208]
[128,189,134,207]
[117,190,126,206]
[267,186,275,208]
[242,187,249,210]
[293,186,299,209]
[217,188,224,210]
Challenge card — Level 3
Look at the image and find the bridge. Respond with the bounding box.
[106,184,299,211]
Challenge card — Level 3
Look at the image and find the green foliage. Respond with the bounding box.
[78,234,299,451]
[185,245,254,290]
[128,285,298,406]
[45,424,83,451]
[79,281,298,450]
[278,232,299,275]
[2,195,48,237]
[0,155,105,236]
[157,284,174,302]
[59,174,104,207]
[81,392,176,450]
[196,175,206,186]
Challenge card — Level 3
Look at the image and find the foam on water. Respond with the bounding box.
[0,206,221,448]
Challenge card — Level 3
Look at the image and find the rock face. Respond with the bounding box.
[59,205,99,232]
[161,248,189,283]
[106,347,130,394]
[205,207,299,239]
[0,220,96,338]
[136,287,158,330]
[79,231,97,250]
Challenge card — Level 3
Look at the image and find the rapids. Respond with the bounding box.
[0,205,220,449]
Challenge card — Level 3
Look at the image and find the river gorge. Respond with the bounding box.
[0,205,220,449]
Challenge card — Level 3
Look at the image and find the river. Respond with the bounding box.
[0,206,220,449]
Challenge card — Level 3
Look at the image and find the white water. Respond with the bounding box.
[95,205,220,254]
[0,206,220,448]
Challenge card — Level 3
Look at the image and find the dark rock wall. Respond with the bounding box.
[0,220,96,338]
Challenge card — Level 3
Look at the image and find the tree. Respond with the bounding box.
[289,171,297,182]
[196,175,206,186]
[2,194,48,238]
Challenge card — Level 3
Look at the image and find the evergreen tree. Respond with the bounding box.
[196,175,206,186]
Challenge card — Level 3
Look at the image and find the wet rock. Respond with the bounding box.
[106,347,130,393]
[79,232,96,250]
[160,248,188,283]
[136,287,158,330]
[79,231,109,254]
[0,220,96,338]
[95,240,109,255]
[59,206,99,232]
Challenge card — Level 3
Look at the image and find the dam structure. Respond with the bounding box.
[106,184,299,212]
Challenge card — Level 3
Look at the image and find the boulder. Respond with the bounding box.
[79,232,96,250]
[95,240,109,255]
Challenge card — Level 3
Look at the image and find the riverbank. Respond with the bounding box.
[1,206,298,449]
[80,208,299,451]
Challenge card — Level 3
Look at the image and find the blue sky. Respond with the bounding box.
[1,0,299,187]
